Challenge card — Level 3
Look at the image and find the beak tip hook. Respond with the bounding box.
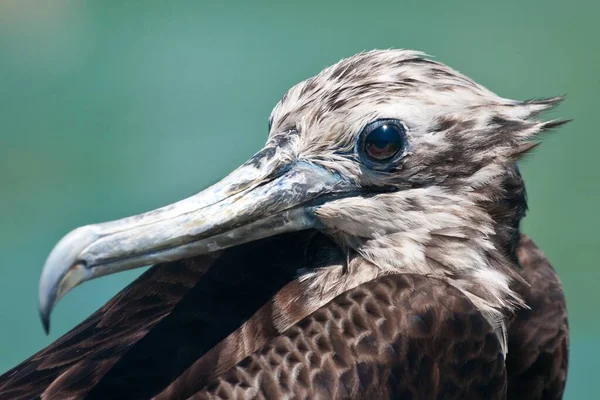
[39,307,51,335]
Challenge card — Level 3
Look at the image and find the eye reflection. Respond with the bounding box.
[363,121,406,162]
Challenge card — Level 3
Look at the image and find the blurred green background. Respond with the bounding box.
[0,0,597,397]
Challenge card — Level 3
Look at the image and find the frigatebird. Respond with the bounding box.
[0,50,568,399]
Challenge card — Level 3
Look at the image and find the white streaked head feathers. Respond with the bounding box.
[264,49,566,351]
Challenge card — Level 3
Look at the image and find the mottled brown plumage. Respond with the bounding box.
[193,274,508,400]
[0,233,567,399]
[0,50,569,399]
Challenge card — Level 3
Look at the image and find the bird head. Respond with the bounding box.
[38,50,565,332]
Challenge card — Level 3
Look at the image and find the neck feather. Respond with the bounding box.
[313,172,529,352]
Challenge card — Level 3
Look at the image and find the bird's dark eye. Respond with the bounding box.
[358,119,407,169]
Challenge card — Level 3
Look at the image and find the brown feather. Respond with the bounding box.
[0,255,215,400]
[506,235,569,399]
[190,274,507,400]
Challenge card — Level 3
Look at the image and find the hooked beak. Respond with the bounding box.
[38,135,350,333]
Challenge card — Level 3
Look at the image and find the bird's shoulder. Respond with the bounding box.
[192,273,507,400]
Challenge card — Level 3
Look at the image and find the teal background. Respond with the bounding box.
[0,1,598,397]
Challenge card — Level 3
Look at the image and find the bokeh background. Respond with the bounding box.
[1,0,598,397]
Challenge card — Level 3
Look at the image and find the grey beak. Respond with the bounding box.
[38,138,351,333]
